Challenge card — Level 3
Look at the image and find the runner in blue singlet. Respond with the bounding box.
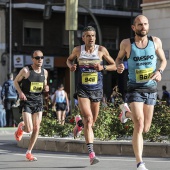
[116,15,167,170]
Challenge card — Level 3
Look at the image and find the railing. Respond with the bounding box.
[79,0,142,12]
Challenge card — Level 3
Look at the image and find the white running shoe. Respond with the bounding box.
[137,163,148,170]
[119,103,130,123]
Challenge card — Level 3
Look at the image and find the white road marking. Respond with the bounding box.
[13,153,170,163]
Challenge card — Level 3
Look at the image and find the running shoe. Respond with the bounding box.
[26,153,38,161]
[14,121,24,141]
[119,103,130,123]
[73,115,83,139]
[89,152,99,165]
[137,163,148,170]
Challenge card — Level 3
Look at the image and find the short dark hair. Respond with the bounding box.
[162,85,167,90]
[7,73,13,79]
[58,84,64,89]
[31,50,42,58]
[83,26,96,33]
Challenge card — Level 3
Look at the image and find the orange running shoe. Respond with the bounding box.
[14,121,24,141]
[26,153,37,161]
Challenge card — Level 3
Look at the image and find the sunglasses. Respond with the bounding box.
[33,56,44,60]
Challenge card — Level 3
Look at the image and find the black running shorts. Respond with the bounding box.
[76,87,103,102]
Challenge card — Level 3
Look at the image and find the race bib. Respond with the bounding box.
[82,72,98,85]
[135,68,153,83]
[30,82,43,92]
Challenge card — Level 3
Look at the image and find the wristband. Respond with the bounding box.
[158,69,163,75]
[103,65,107,70]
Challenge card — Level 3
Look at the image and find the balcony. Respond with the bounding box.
[79,0,142,12]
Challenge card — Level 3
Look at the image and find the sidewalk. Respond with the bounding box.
[0,127,17,134]
[1,128,170,158]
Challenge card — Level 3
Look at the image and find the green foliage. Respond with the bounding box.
[40,100,170,142]
[40,108,77,137]
[39,110,57,137]
[144,102,170,142]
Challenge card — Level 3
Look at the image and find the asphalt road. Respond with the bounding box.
[0,133,170,170]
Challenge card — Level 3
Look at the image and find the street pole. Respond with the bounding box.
[65,0,78,112]
[9,0,12,73]
[79,4,102,45]
[69,31,75,111]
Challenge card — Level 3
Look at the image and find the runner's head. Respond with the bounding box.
[82,26,96,47]
[131,15,149,37]
[31,50,44,67]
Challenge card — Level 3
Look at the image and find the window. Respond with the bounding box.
[102,26,119,50]
[23,21,43,46]
[91,0,103,9]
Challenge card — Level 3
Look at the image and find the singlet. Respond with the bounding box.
[20,65,45,107]
[55,90,66,103]
[127,36,157,92]
[77,44,103,91]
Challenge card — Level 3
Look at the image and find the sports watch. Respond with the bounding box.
[158,69,163,75]
[103,65,107,70]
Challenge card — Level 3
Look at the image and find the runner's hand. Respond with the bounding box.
[150,71,162,82]
[44,85,49,92]
[19,92,27,101]
[70,64,77,72]
[94,64,103,71]
[117,63,124,74]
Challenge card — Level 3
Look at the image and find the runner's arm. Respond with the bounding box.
[14,67,28,100]
[115,39,128,74]
[150,37,167,82]
[43,69,49,92]
[154,37,167,72]
[100,46,117,71]
[66,46,79,72]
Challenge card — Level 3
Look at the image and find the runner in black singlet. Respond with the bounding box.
[14,50,49,161]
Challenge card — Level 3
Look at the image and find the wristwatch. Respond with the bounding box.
[103,65,107,70]
[158,69,163,75]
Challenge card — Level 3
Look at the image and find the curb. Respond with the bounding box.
[17,136,170,158]
[0,128,17,134]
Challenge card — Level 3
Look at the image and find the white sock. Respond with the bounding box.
[26,150,31,154]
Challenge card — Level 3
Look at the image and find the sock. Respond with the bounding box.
[87,143,94,153]
[26,150,31,154]
[137,162,144,168]
[77,120,84,128]
[21,126,24,131]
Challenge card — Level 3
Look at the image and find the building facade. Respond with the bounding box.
[0,1,8,84]
[142,0,170,97]
[1,0,142,98]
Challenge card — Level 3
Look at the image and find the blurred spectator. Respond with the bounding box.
[1,73,18,127]
[110,86,118,104]
[0,85,2,101]
[0,100,6,127]
[101,95,107,107]
[43,93,52,116]
[52,84,69,125]
[50,91,55,103]
[162,85,170,106]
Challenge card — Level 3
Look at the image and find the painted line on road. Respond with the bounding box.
[14,153,170,163]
